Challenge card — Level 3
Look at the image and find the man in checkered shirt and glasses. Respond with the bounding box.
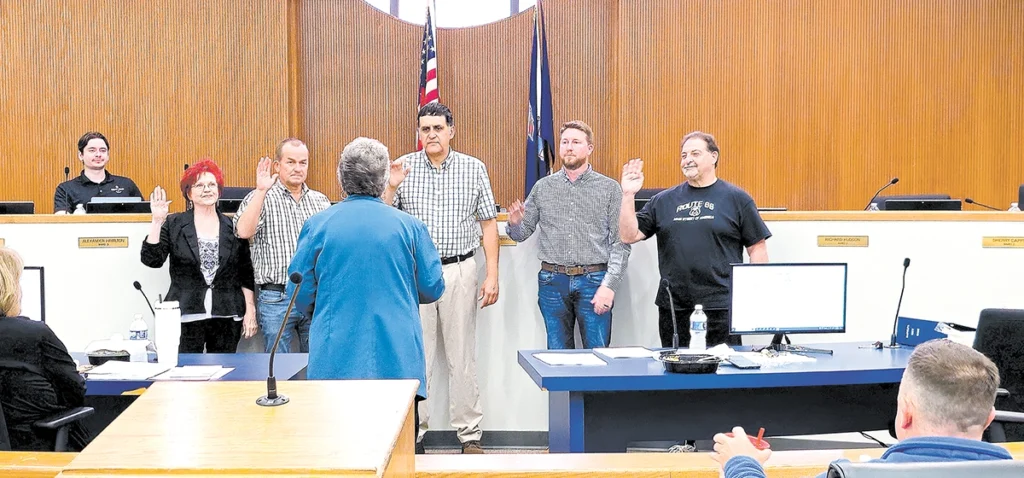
[383,103,499,455]
[233,138,332,354]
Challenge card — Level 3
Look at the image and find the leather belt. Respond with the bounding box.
[259,283,285,292]
[441,250,474,265]
[540,262,607,276]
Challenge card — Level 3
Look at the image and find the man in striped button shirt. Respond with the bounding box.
[233,138,331,353]
[383,103,499,454]
[506,120,631,349]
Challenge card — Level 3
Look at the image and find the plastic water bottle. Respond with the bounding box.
[1009,202,1020,212]
[867,203,880,211]
[129,314,148,341]
[73,204,86,215]
[689,305,707,351]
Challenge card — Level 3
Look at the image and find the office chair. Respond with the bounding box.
[827,459,1024,477]
[973,308,1024,442]
[220,186,254,200]
[874,194,951,210]
[0,400,94,452]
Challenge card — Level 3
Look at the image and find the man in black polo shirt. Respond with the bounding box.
[53,132,142,214]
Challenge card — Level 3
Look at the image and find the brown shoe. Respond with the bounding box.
[461,440,484,454]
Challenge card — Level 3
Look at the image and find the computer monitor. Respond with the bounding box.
[85,201,151,214]
[730,263,847,353]
[883,199,961,211]
[20,266,45,322]
[0,201,34,214]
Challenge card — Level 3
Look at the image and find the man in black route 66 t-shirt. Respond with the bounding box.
[618,131,772,349]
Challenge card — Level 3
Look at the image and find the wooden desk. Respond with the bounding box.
[0,452,75,478]
[58,380,418,477]
[414,443,1024,477]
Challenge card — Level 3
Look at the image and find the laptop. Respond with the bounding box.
[85,200,152,214]
[0,201,34,214]
[884,199,962,211]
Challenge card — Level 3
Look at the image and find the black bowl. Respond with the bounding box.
[656,352,721,374]
[87,349,130,366]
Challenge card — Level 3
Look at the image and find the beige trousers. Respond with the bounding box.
[417,258,484,443]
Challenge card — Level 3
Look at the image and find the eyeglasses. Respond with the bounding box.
[191,183,219,191]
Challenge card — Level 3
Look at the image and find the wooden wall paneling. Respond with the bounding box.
[616,0,773,206]
[0,0,289,213]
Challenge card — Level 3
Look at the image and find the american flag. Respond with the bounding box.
[417,3,438,149]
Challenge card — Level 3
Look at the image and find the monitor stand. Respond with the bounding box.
[768,334,834,355]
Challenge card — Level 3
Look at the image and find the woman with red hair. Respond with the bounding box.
[141,159,257,353]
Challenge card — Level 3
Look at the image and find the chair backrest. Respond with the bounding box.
[827,459,1024,477]
[974,308,1024,441]
[875,194,951,210]
[220,187,254,200]
[0,399,11,451]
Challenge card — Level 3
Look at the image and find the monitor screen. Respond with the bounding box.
[85,201,152,214]
[884,199,961,211]
[730,263,847,335]
[20,266,45,322]
[0,201,34,214]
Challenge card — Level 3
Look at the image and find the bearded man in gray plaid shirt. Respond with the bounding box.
[382,103,498,455]
[506,120,630,349]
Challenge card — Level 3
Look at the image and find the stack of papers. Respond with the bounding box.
[593,347,653,359]
[532,352,607,366]
[151,366,234,381]
[85,362,173,380]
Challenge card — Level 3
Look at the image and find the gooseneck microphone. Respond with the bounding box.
[64,166,70,181]
[132,281,156,317]
[965,198,1000,211]
[889,258,911,347]
[257,271,303,407]
[865,177,899,210]
[662,279,679,350]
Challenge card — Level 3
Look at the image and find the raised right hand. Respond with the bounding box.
[388,158,411,189]
[150,186,171,223]
[507,199,526,226]
[256,156,278,191]
[620,158,645,195]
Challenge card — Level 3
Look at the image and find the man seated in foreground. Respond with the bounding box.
[711,339,1012,478]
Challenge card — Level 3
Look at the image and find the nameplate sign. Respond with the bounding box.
[817,235,868,247]
[982,236,1024,248]
[78,237,129,249]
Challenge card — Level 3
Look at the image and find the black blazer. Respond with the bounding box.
[0,315,86,450]
[140,210,255,317]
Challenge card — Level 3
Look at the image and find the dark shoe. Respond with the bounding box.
[415,441,426,455]
[461,440,484,454]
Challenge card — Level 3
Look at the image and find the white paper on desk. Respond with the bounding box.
[594,347,653,359]
[152,365,232,381]
[85,361,172,380]
[533,352,607,366]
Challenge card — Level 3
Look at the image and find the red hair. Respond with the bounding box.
[179,158,224,202]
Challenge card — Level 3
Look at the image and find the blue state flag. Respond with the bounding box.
[526,0,554,196]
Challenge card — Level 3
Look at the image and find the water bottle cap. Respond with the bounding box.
[694,304,703,310]
[134,314,143,319]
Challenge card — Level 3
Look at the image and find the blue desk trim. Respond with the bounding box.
[77,353,308,396]
[518,343,910,392]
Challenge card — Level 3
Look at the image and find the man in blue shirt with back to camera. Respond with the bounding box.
[711,339,1013,478]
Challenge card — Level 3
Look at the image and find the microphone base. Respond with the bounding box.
[256,394,290,407]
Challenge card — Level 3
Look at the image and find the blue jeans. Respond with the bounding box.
[256,286,310,353]
[537,269,611,349]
